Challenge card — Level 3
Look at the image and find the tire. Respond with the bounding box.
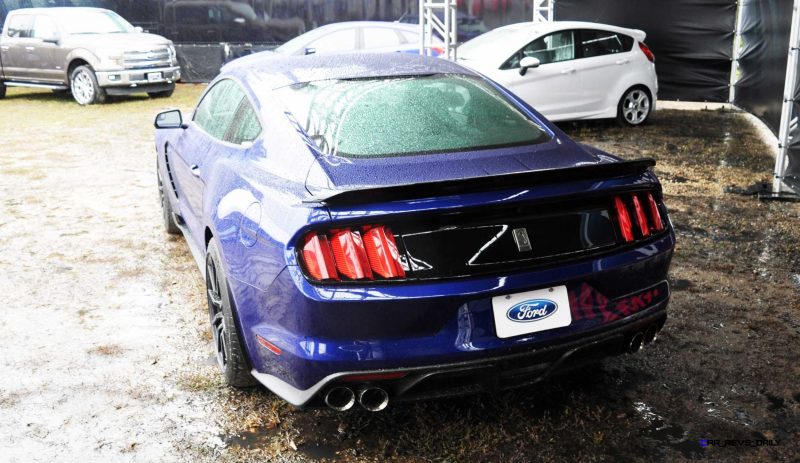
[70,65,106,105]
[206,240,258,388]
[158,172,180,235]
[148,86,175,98]
[617,86,652,127]
[0,81,6,99]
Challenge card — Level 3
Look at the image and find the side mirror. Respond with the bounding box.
[519,56,540,76]
[154,109,186,129]
[304,47,316,55]
[134,26,144,33]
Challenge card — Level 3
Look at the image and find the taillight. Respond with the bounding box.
[614,192,666,243]
[646,192,665,231]
[300,225,406,282]
[639,42,655,63]
[614,196,634,242]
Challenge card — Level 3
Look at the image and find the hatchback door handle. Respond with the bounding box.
[615,59,629,65]
[560,68,576,74]
[190,165,201,177]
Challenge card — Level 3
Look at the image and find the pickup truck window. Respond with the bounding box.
[58,10,134,35]
[6,15,33,38]
[32,15,57,40]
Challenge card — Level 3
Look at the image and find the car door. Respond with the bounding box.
[491,30,581,119]
[170,79,245,241]
[574,29,635,115]
[26,15,62,83]
[1,14,34,80]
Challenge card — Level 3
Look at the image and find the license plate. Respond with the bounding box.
[147,72,163,82]
[492,285,572,339]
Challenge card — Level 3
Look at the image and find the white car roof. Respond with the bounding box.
[459,21,646,68]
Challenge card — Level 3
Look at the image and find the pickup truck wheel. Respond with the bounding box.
[148,87,174,98]
[0,82,6,99]
[70,65,106,105]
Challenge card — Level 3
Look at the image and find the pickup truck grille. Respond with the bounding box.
[123,48,172,70]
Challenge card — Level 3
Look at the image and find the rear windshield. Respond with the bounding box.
[274,74,549,158]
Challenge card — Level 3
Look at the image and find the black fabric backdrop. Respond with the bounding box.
[554,0,736,102]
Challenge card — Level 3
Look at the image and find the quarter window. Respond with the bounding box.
[194,79,261,144]
[503,30,575,69]
[579,30,633,58]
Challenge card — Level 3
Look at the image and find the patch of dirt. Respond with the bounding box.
[1,88,798,462]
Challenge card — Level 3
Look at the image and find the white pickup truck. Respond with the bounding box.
[0,7,181,105]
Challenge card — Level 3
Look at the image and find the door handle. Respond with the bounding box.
[190,165,201,177]
[560,68,576,74]
[25,46,35,51]
[615,59,629,65]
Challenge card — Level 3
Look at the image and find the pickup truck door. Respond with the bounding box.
[0,14,34,80]
[25,15,64,83]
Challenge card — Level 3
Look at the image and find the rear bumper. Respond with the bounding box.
[95,66,180,89]
[252,302,668,407]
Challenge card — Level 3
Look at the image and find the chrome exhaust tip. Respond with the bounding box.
[358,387,389,412]
[643,325,659,345]
[324,386,355,411]
[628,332,644,353]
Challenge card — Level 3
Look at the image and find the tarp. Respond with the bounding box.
[554,0,736,102]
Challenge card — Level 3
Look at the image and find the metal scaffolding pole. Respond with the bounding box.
[773,0,800,194]
[728,1,745,103]
[419,0,457,60]
[532,0,554,23]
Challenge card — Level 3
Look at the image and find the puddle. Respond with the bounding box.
[633,401,703,459]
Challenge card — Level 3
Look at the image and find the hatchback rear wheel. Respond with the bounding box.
[206,240,257,388]
[617,86,651,126]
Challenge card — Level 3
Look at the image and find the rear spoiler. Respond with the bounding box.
[302,158,656,207]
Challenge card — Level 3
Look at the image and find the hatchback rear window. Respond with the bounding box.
[274,74,549,157]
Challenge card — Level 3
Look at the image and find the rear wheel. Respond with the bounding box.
[70,65,106,105]
[148,86,175,98]
[206,240,258,388]
[617,86,651,126]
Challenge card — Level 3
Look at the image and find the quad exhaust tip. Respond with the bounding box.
[324,386,355,411]
[358,387,389,412]
[628,324,662,353]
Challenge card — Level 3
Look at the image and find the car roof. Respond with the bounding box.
[7,7,111,15]
[225,52,475,91]
[492,20,646,43]
[313,21,421,32]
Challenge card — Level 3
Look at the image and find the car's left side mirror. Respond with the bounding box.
[519,56,540,76]
[134,26,144,33]
[304,47,316,55]
[154,109,186,129]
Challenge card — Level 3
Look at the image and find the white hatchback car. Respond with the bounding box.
[458,21,658,126]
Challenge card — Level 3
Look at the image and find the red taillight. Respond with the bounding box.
[614,196,634,242]
[302,233,338,281]
[363,226,406,279]
[631,195,651,238]
[329,229,373,280]
[647,192,665,231]
[639,42,655,63]
[300,225,406,282]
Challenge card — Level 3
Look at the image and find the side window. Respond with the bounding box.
[6,15,33,38]
[32,15,57,40]
[579,30,632,58]
[193,79,246,141]
[308,28,356,53]
[503,30,575,69]
[362,28,401,49]
[227,100,262,145]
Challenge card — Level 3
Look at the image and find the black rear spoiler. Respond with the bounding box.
[302,158,656,207]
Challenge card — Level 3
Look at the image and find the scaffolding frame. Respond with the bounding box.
[532,0,554,23]
[419,0,457,60]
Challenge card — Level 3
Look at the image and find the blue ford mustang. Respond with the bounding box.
[154,53,674,411]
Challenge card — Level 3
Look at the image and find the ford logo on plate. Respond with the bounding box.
[506,299,558,323]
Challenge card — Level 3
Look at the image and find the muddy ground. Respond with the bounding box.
[1,85,798,462]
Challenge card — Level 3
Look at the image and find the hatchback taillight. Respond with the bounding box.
[613,192,665,243]
[639,42,655,63]
[300,225,406,282]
